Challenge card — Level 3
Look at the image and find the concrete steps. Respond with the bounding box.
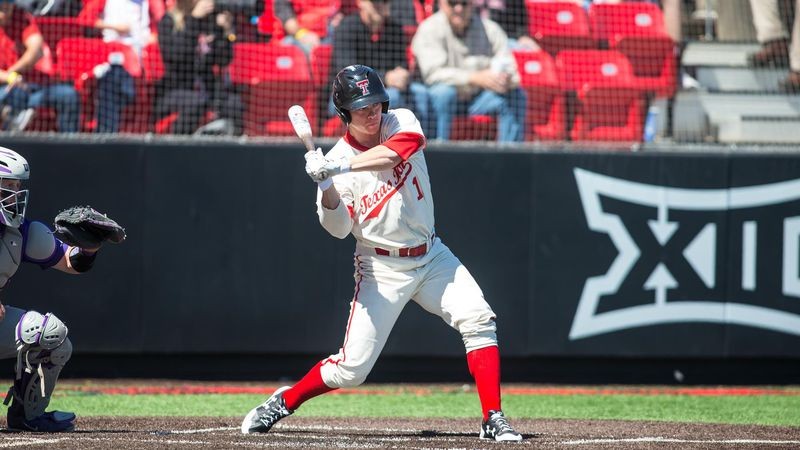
[672,41,800,144]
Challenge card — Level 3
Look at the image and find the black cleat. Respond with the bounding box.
[241,386,293,434]
[479,410,522,442]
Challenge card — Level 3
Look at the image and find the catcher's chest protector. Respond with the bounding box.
[0,227,23,289]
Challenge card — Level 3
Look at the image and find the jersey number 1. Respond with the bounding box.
[412,177,424,200]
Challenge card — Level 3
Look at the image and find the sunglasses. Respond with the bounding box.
[447,0,470,7]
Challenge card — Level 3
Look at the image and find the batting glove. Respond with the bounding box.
[304,148,327,181]
[319,155,351,179]
[304,148,335,190]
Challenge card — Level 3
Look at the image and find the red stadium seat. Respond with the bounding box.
[449,115,497,141]
[35,17,86,55]
[229,42,315,136]
[556,50,646,141]
[526,1,596,56]
[589,2,676,98]
[513,50,566,141]
[141,41,165,84]
[56,38,141,81]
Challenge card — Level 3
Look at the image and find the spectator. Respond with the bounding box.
[78,0,165,132]
[79,0,164,53]
[747,0,800,92]
[155,0,243,134]
[274,0,339,54]
[330,0,431,135]
[473,0,539,51]
[0,0,79,132]
[411,0,526,142]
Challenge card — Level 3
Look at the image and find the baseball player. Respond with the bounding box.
[0,147,109,432]
[241,65,522,442]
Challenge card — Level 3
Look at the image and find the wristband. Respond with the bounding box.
[68,247,97,273]
[6,71,21,84]
[294,28,309,39]
[318,177,333,190]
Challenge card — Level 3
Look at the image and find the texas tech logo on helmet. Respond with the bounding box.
[572,168,800,340]
[356,79,370,95]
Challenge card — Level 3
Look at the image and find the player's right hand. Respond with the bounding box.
[0,301,5,323]
[304,148,328,183]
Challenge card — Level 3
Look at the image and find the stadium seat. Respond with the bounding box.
[141,42,165,84]
[556,50,646,141]
[229,42,315,136]
[589,2,677,98]
[35,17,86,56]
[449,115,497,141]
[513,50,566,141]
[526,1,596,56]
[56,38,141,81]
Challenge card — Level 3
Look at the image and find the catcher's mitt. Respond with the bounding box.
[53,206,126,249]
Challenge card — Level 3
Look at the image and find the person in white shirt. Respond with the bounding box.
[240,65,523,443]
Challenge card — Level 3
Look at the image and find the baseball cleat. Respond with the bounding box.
[241,385,293,434]
[479,410,522,442]
[6,410,76,432]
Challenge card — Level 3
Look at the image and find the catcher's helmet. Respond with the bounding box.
[332,65,390,124]
[0,147,29,228]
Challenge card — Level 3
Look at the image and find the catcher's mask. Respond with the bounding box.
[332,65,390,124]
[0,147,29,229]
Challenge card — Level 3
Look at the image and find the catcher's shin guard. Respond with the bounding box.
[5,367,76,432]
[5,311,73,422]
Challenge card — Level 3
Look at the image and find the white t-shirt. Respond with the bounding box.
[317,108,435,250]
[102,0,150,54]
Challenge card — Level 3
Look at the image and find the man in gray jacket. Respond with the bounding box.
[411,0,526,142]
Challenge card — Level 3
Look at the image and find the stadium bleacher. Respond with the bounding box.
[1,0,798,144]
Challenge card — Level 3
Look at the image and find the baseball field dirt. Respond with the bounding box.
[2,416,799,449]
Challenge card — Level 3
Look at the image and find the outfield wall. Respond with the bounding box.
[4,137,800,360]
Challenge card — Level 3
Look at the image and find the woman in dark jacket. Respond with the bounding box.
[155,0,243,134]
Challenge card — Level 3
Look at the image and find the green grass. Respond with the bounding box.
[47,392,800,427]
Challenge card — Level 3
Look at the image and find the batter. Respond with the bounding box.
[241,65,522,442]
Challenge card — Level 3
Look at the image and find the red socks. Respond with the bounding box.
[467,345,502,420]
[281,361,336,411]
[282,348,502,418]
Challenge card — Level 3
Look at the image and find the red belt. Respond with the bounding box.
[374,233,436,257]
[374,242,428,257]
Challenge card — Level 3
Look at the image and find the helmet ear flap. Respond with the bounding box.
[335,106,351,124]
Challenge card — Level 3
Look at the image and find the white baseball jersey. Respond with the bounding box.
[316,108,434,251]
[312,108,498,389]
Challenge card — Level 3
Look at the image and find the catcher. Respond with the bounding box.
[0,146,125,432]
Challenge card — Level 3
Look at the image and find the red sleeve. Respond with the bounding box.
[149,0,166,28]
[383,131,425,161]
[77,0,105,26]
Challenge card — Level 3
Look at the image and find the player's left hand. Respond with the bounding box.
[314,155,351,181]
[305,151,351,183]
[0,301,5,322]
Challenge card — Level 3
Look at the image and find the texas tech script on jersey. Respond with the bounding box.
[571,167,800,340]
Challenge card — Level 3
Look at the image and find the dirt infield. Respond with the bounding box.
[2,416,799,449]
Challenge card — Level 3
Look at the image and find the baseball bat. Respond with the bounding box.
[288,105,316,153]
